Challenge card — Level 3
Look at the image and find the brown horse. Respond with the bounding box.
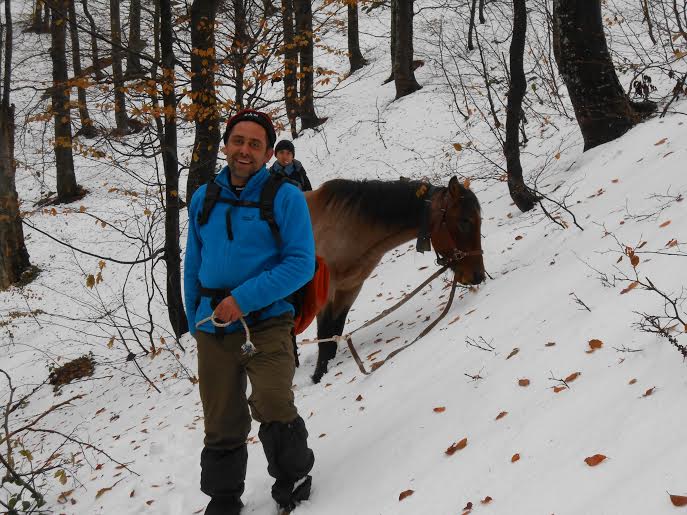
[305,176,485,383]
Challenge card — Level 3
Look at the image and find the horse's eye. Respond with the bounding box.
[458,219,472,233]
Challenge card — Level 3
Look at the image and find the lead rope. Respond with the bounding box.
[195,314,257,356]
[299,264,451,375]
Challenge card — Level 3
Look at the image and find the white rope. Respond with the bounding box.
[195,313,257,355]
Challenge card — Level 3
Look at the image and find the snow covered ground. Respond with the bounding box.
[2,0,687,514]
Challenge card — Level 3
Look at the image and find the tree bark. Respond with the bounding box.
[0,0,31,289]
[232,0,247,110]
[384,0,396,84]
[467,0,478,50]
[68,0,97,137]
[347,0,367,75]
[294,0,325,130]
[159,0,188,337]
[281,0,298,137]
[187,0,220,203]
[125,0,145,77]
[478,0,485,24]
[553,0,650,151]
[110,0,129,133]
[50,0,79,201]
[393,0,421,99]
[505,0,536,212]
[81,0,103,81]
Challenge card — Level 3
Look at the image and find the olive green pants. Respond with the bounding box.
[195,314,298,450]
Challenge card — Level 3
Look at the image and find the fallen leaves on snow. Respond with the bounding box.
[446,438,468,456]
[399,489,414,501]
[584,454,607,466]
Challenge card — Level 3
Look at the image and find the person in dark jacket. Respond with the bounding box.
[270,139,313,191]
[184,109,316,515]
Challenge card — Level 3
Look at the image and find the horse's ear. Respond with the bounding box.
[448,176,461,199]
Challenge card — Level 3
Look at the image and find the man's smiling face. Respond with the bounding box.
[222,121,274,185]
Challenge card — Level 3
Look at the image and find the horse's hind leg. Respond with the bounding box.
[312,285,362,384]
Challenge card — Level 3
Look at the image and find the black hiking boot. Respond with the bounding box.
[273,475,312,513]
[204,496,243,515]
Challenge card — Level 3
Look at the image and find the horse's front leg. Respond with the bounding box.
[312,285,362,384]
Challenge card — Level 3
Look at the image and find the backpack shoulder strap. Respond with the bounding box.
[198,182,222,226]
[259,173,299,246]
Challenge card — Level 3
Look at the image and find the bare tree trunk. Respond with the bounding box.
[263,0,277,17]
[467,0,478,50]
[68,0,97,137]
[347,0,367,75]
[0,0,31,289]
[30,0,48,32]
[125,0,144,77]
[187,0,220,203]
[41,2,51,32]
[393,0,421,99]
[232,0,247,109]
[384,0,396,84]
[110,0,129,133]
[159,0,188,337]
[641,0,657,45]
[553,0,653,151]
[281,0,298,137]
[505,0,537,212]
[294,0,325,130]
[478,0,485,23]
[50,0,79,201]
[81,0,103,81]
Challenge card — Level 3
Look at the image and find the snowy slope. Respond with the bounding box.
[2,0,687,514]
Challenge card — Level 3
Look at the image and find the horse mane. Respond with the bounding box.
[318,178,442,230]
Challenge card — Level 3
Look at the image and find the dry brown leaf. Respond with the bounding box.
[399,489,414,501]
[659,220,672,228]
[669,494,687,507]
[629,378,637,385]
[495,411,508,421]
[620,282,639,295]
[446,438,468,456]
[553,386,566,393]
[95,485,114,499]
[318,433,326,438]
[584,454,607,466]
[515,235,523,241]
[654,138,668,146]
[565,372,581,383]
[481,496,493,504]
[453,143,463,152]
[448,314,461,325]
[355,394,363,401]
[518,378,530,387]
[545,341,556,347]
[643,387,656,397]
[506,348,520,360]
[511,453,520,463]
[666,239,678,248]
[630,254,640,267]
[433,406,446,413]
[463,501,474,511]
[588,339,603,351]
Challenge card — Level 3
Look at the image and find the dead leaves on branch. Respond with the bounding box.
[669,494,687,507]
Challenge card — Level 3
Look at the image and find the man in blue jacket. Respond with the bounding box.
[184,109,316,515]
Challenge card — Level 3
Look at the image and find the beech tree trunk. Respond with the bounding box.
[110,0,129,133]
[187,0,220,203]
[347,0,367,75]
[281,0,299,137]
[552,0,651,151]
[159,0,188,337]
[50,0,79,201]
[393,0,421,99]
[125,0,145,77]
[294,0,325,130]
[81,0,103,81]
[68,0,96,137]
[505,0,537,212]
[0,0,31,289]
[232,0,247,109]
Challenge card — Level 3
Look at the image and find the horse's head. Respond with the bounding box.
[429,177,485,285]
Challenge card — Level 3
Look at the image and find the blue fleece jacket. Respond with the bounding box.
[183,165,315,335]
